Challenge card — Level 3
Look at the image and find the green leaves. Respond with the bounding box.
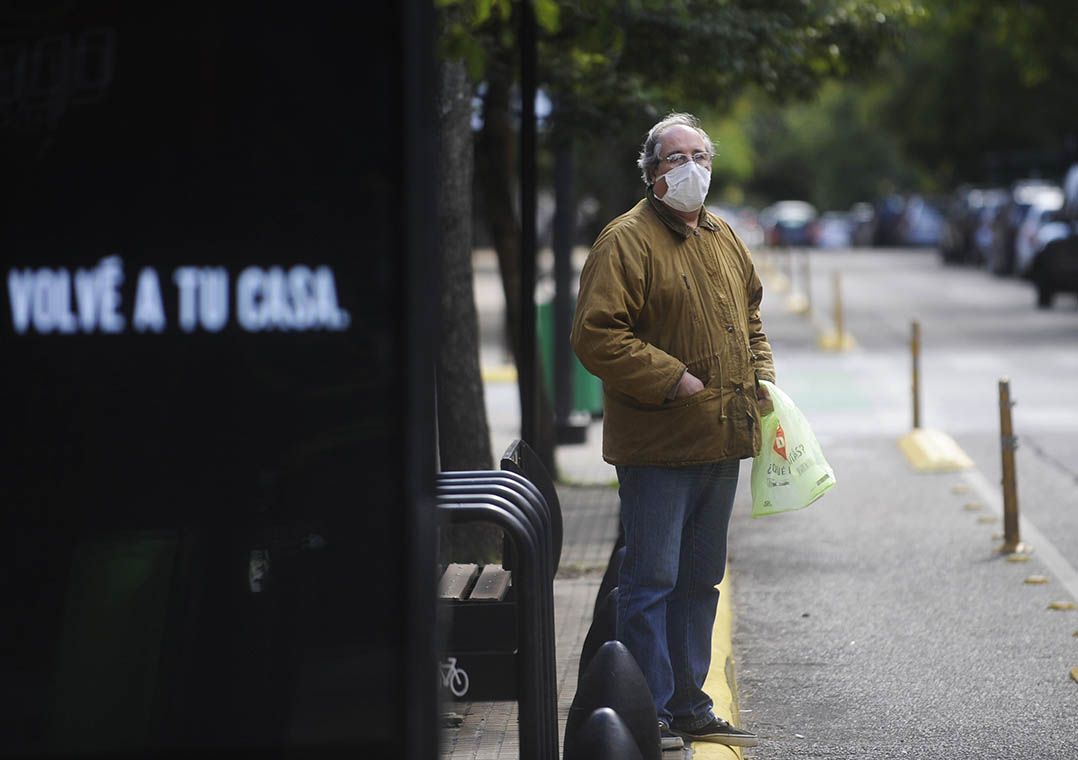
[439,0,923,132]
[533,0,560,31]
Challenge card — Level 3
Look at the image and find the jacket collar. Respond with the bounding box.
[646,187,717,238]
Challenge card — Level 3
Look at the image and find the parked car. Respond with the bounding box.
[985,179,1063,276]
[1026,163,1078,308]
[1028,233,1078,308]
[895,195,944,247]
[939,186,1009,265]
[1065,161,1078,214]
[872,195,907,247]
[939,187,977,263]
[708,203,764,248]
[969,188,1011,267]
[760,200,818,247]
[848,202,877,247]
[1013,186,1064,277]
[811,211,854,248]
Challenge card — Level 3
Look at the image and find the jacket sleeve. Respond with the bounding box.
[570,233,686,405]
[746,262,776,384]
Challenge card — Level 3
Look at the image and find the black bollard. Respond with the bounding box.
[578,585,618,683]
[564,640,660,760]
[564,707,645,760]
[593,544,624,618]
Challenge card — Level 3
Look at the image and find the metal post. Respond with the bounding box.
[552,139,586,444]
[832,271,844,341]
[802,251,812,313]
[998,379,1021,553]
[519,0,537,448]
[911,321,922,430]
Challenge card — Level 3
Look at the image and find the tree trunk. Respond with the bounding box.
[436,57,493,472]
[436,55,501,562]
[476,47,558,477]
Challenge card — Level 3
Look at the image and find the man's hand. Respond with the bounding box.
[756,383,774,415]
[674,370,705,399]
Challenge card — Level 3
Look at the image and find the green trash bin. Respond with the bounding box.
[536,297,603,418]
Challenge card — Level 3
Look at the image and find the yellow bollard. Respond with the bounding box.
[769,249,791,294]
[785,250,810,315]
[897,351,974,472]
[817,270,855,351]
[834,271,844,338]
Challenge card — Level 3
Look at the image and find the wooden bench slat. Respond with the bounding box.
[438,563,480,600]
[468,564,512,601]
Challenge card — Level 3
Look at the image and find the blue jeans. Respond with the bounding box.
[614,460,740,729]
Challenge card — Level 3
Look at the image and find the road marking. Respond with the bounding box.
[696,567,743,759]
[962,469,1078,603]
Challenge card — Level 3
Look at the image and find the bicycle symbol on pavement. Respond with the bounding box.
[440,657,470,698]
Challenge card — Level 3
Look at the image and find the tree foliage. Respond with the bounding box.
[655,0,1078,210]
[877,0,1078,188]
[707,82,923,211]
[439,0,923,134]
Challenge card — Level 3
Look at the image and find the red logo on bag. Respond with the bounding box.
[773,423,788,460]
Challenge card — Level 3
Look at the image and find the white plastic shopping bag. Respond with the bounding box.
[750,380,836,517]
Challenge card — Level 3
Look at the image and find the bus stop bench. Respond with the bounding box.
[435,439,559,760]
[437,562,516,700]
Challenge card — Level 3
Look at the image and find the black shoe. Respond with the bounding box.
[670,716,758,747]
[658,721,685,752]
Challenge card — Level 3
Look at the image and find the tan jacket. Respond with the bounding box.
[570,191,776,466]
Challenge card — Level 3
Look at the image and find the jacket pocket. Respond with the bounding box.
[612,385,718,411]
[681,273,700,325]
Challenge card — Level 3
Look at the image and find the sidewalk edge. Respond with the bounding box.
[694,566,744,760]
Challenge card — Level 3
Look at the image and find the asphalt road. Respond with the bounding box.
[733,246,1078,759]
[761,247,1078,581]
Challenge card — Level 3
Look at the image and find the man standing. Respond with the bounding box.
[570,112,774,749]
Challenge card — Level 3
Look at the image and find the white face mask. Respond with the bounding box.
[657,159,711,212]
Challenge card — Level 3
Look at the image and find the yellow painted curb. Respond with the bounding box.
[897,428,974,472]
[481,364,517,383]
[694,568,744,759]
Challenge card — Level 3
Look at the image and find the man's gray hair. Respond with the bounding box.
[637,112,716,186]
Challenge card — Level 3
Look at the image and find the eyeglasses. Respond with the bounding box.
[662,151,712,167]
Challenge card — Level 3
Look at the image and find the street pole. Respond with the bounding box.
[519,0,537,450]
[833,271,845,342]
[553,138,586,444]
[998,378,1021,553]
[911,320,922,430]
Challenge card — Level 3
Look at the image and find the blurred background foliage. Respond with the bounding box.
[687,0,1078,214]
[440,0,1078,220]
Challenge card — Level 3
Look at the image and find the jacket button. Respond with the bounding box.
[734,385,743,394]
[726,324,734,333]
